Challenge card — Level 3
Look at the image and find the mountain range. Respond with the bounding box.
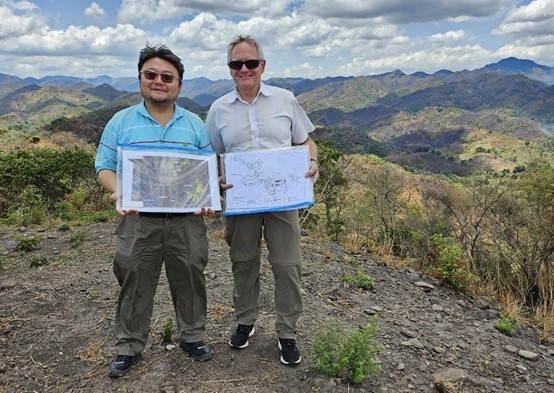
[1,57,554,176]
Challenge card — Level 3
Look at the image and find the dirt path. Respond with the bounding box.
[1,219,554,392]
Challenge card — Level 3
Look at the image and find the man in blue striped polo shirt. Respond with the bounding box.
[95,44,214,377]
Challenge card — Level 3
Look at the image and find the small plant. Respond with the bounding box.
[30,256,49,268]
[0,255,5,271]
[69,230,87,247]
[309,317,382,384]
[161,318,173,343]
[57,223,70,232]
[495,316,517,336]
[14,234,42,252]
[342,270,375,290]
[480,358,489,370]
[429,234,474,291]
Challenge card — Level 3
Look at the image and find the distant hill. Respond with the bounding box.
[1,57,553,176]
[484,57,554,85]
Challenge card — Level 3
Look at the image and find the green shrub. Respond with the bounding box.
[30,256,49,268]
[14,234,42,252]
[161,318,173,343]
[342,270,375,290]
[0,148,95,217]
[0,255,5,271]
[495,316,517,336]
[309,317,382,384]
[429,234,472,290]
[69,230,87,247]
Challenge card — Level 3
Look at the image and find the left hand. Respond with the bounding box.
[306,161,319,184]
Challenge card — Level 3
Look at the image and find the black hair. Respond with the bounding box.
[137,43,185,80]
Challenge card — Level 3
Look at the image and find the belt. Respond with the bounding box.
[139,212,194,219]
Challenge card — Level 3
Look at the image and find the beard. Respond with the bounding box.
[145,95,173,106]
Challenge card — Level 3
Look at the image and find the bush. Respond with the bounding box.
[0,148,95,217]
[342,270,375,290]
[495,316,517,336]
[30,256,49,268]
[14,234,42,252]
[310,317,381,384]
[429,234,474,291]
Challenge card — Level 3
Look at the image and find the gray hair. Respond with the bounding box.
[226,35,265,63]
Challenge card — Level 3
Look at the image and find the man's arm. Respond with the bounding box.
[97,169,117,194]
[298,136,319,183]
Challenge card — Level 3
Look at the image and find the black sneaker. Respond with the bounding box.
[108,354,141,377]
[229,324,255,348]
[180,340,213,361]
[278,338,302,365]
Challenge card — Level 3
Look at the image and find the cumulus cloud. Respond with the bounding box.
[85,2,106,19]
[430,30,465,43]
[494,0,554,35]
[117,0,285,24]
[302,0,512,23]
[1,0,554,79]
[0,1,46,39]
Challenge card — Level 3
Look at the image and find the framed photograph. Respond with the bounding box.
[116,145,221,212]
[222,145,315,216]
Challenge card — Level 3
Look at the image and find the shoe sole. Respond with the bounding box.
[189,351,213,361]
[228,326,255,349]
[278,340,302,366]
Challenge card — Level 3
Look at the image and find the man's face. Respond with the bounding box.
[139,58,182,105]
[229,42,265,92]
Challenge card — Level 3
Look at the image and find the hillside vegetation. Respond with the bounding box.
[1,59,554,345]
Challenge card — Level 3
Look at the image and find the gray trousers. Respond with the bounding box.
[112,214,208,356]
[225,210,303,339]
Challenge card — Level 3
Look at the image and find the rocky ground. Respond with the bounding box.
[1,217,554,393]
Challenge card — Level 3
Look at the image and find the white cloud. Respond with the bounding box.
[85,2,106,19]
[430,30,466,43]
[117,0,287,24]
[494,0,554,35]
[1,0,554,80]
[302,0,513,23]
[0,2,46,39]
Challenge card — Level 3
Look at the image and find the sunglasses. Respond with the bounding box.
[228,59,261,70]
[140,70,180,84]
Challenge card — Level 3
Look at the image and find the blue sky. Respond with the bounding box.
[1,0,552,81]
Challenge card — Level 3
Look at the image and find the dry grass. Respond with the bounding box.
[76,340,112,365]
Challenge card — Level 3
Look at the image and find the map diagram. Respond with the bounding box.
[222,146,314,215]
[117,147,221,212]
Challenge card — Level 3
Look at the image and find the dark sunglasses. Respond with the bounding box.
[140,70,180,84]
[228,59,261,70]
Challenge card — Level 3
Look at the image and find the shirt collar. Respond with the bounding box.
[138,100,182,120]
[227,82,271,103]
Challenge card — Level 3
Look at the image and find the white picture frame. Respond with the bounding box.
[116,145,221,213]
[222,145,315,216]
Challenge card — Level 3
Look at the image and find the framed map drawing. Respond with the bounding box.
[116,145,221,213]
[222,146,315,216]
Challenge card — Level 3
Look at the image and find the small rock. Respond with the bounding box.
[505,345,518,353]
[518,350,540,361]
[414,281,435,289]
[433,367,468,383]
